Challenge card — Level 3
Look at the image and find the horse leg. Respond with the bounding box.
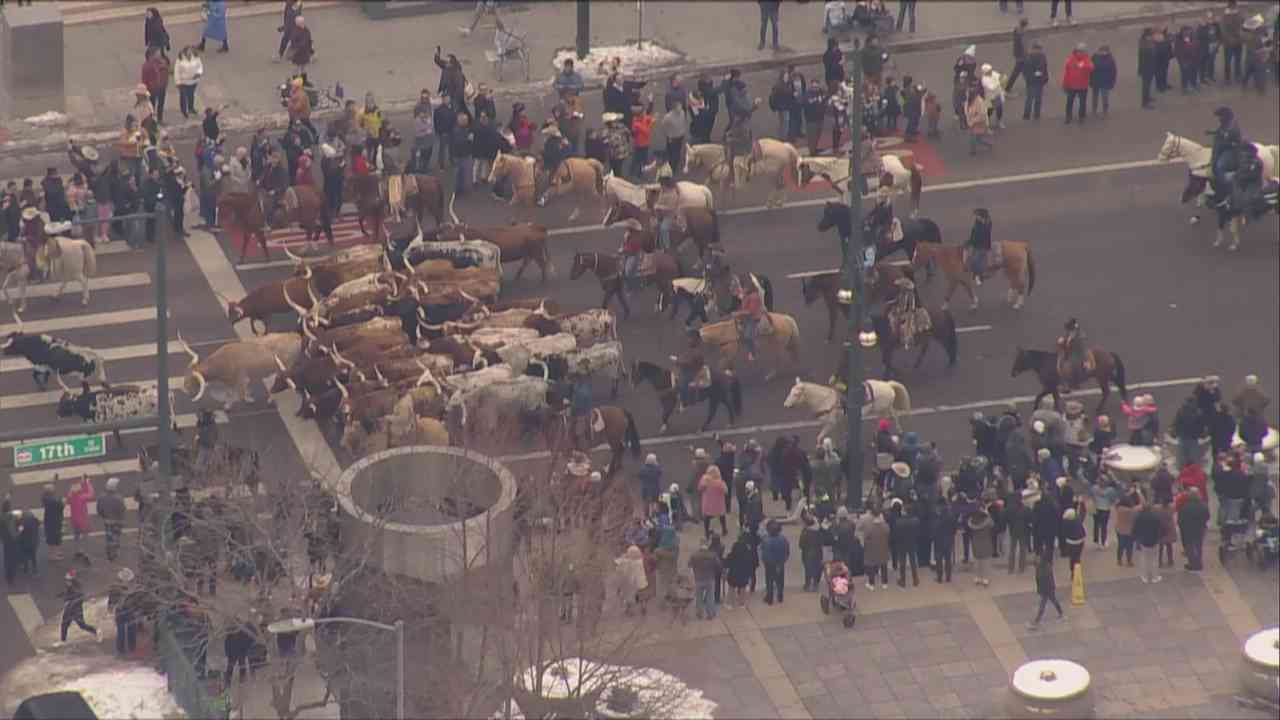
[701,392,719,432]
[913,339,931,369]
[1096,375,1110,415]
[53,264,69,304]
[966,279,979,312]
[881,346,895,380]
[238,227,252,264]
[79,267,90,307]
[658,396,674,434]
[514,255,530,283]
[1228,216,1242,251]
[826,301,837,343]
[941,279,955,311]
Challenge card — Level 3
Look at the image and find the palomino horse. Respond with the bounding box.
[601,174,715,217]
[541,403,642,477]
[798,264,915,342]
[1156,132,1279,250]
[218,187,333,263]
[868,307,958,379]
[487,152,540,218]
[745,138,802,208]
[538,156,606,221]
[911,241,1035,311]
[9,218,98,309]
[569,251,678,320]
[631,358,742,434]
[783,378,912,447]
[697,312,801,381]
[1011,346,1128,414]
[602,200,720,258]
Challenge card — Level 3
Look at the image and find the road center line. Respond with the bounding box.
[495,374,1208,463]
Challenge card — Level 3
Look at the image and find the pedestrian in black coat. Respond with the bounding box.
[17,511,39,577]
[1028,549,1064,627]
[799,515,825,591]
[1032,493,1060,557]
[224,621,257,685]
[1207,402,1237,458]
[59,571,98,642]
[892,502,920,587]
[1,505,19,584]
[1138,28,1158,107]
[933,497,957,582]
[1154,27,1174,92]
[724,533,757,607]
[1089,46,1117,116]
[41,486,64,562]
[915,499,935,568]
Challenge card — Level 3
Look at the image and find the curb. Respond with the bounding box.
[0,2,1265,161]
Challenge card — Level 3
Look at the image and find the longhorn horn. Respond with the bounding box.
[374,365,388,387]
[335,376,349,401]
[11,310,23,332]
[284,284,308,317]
[530,357,549,381]
[302,265,313,282]
[274,354,289,374]
[332,347,353,369]
[177,330,199,370]
[191,370,207,402]
[306,281,321,311]
[283,244,304,266]
[448,192,461,225]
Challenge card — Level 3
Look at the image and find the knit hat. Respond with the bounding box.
[1037,448,1051,461]
[878,419,891,432]
[645,453,658,465]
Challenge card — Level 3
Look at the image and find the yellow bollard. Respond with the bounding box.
[1071,560,1086,606]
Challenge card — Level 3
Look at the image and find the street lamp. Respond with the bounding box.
[842,50,871,511]
[266,616,406,720]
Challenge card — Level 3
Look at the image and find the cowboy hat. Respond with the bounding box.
[80,146,100,161]
[44,221,72,235]
[20,207,39,221]
[1243,13,1264,30]
[694,448,707,459]
[891,462,911,479]
[601,112,623,123]
[117,568,135,583]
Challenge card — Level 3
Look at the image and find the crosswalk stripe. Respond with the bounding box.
[0,337,229,375]
[11,458,152,487]
[15,272,150,300]
[7,595,44,642]
[0,409,229,449]
[0,376,185,410]
[0,307,160,335]
[60,0,340,26]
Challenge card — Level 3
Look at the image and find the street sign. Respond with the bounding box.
[13,434,107,469]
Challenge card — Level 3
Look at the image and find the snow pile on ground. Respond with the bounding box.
[550,43,683,81]
[505,657,717,719]
[23,110,71,127]
[0,652,185,719]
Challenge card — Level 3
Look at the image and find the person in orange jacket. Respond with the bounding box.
[1061,42,1094,124]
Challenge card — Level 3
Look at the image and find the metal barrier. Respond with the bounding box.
[156,621,230,719]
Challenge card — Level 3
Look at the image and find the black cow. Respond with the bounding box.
[2,332,107,391]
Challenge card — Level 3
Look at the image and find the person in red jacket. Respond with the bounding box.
[141,47,171,125]
[1061,42,1093,124]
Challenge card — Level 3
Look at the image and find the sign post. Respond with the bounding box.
[14,434,107,469]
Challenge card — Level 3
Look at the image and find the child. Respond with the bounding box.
[924,89,942,138]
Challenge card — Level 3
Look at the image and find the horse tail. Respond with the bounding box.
[1025,247,1036,295]
[1111,352,1128,401]
[80,241,97,279]
[622,409,642,458]
[591,160,605,196]
[909,165,923,210]
[783,315,801,360]
[889,380,911,413]
[938,309,959,367]
[761,275,774,311]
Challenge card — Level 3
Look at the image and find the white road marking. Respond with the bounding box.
[1,376,185,410]
[956,325,992,333]
[14,272,151,300]
[11,458,154,487]
[7,595,44,642]
[0,337,228,375]
[495,375,1209,463]
[237,258,301,272]
[57,0,340,26]
[0,410,229,449]
[547,158,1170,237]
[0,307,161,335]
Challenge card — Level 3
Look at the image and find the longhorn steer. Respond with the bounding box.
[57,382,175,447]
[493,332,578,374]
[181,332,303,408]
[303,274,403,326]
[300,316,407,357]
[226,272,316,335]
[3,320,108,391]
[285,245,388,295]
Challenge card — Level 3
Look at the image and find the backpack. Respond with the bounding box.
[768,80,790,112]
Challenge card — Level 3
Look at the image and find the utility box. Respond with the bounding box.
[0,3,65,119]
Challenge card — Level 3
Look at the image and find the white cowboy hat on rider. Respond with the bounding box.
[321,143,337,159]
[80,146,100,162]
[1243,13,1264,30]
[117,568,135,583]
[20,207,39,222]
[44,221,72,235]
[694,448,707,460]
[540,121,562,137]
[602,112,623,124]
[891,462,911,479]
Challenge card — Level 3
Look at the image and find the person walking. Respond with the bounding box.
[758,0,780,51]
[968,507,994,586]
[144,7,171,56]
[1022,42,1049,120]
[698,464,729,538]
[1027,549,1065,629]
[688,537,722,620]
[858,504,891,590]
[965,88,992,156]
[760,519,789,605]
[1061,508,1086,574]
[1088,45,1116,117]
[1177,490,1210,571]
[1133,500,1162,583]
[173,47,203,120]
[276,0,302,61]
[892,502,921,587]
[57,570,99,643]
[16,511,39,577]
[1061,43,1092,124]
[285,16,314,75]
[198,0,230,54]
[1049,0,1072,27]
[896,0,917,33]
[1221,0,1244,84]
[141,47,170,125]
[1006,18,1029,94]
[40,485,64,562]
[799,515,825,591]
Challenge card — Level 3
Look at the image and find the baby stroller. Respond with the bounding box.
[819,560,856,628]
[824,1,894,36]
[665,571,695,624]
[1244,512,1280,569]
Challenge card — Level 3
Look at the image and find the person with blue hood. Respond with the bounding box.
[896,431,922,469]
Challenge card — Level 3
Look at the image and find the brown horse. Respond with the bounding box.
[542,404,642,477]
[869,306,958,379]
[350,174,447,242]
[569,251,678,321]
[911,241,1036,311]
[799,263,916,342]
[602,200,721,258]
[217,187,333,263]
[1012,346,1128,414]
[428,222,553,283]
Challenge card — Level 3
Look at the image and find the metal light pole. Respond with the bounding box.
[843,52,869,511]
[154,203,172,487]
[576,0,590,60]
[267,616,406,719]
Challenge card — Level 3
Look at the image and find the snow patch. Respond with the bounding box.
[0,654,185,719]
[23,111,71,127]
[505,657,718,719]
[550,43,683,81]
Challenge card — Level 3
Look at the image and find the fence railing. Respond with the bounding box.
[157,621,231,719]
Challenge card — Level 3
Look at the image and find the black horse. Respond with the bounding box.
[1011,346,1128,414]
[632,359,742,434]
[868,308,958,379]
[668,266,775,327]
[816,201,942,268]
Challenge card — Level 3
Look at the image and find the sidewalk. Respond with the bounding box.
[0,0,1232,155]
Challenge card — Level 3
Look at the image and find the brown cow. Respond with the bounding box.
[428,222,553,283]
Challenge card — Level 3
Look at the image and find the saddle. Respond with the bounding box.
[738,314,774,337]
[963,242,1004,273]
[862,380,876,407]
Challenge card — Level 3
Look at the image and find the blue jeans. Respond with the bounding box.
[658,216,672,249]
[695,580,717,618]
[758,5,779,47]
[968,248,988,276]
[623,254,640,289]
[1090,87,1110,115]
[1023,84,1044,119]
[454,156,473,195]
[742,317,758,353]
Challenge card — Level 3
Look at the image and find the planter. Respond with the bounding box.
[1241,627,1280,703]
[1007,659,1093,719]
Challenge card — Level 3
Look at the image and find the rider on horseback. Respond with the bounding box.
[673,329,707,412]
[259,147,291,223]
[653,165,685,251]
[620,222,646,293]
[888,277,922,349]
[568,372,593,450]
[965,208,992,286]
[1209,106,1242,195]
[538,122,571,207]
[1059,317,1091,388]
[1231,144,1267,220]
[735,279,767,362]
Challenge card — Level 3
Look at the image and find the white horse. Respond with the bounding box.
[783,377,911,446]
[600,174,714,223]
[0,237,97,311]
[1156,132,1279,249]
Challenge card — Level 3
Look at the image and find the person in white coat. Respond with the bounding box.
[980,63,1007,130]
[173,46,204,120]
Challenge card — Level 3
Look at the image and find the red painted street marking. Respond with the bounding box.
[221,216,376,258]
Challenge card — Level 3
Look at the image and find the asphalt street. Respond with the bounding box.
[2,14,1278,698]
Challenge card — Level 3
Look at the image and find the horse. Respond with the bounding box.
[541,403,641,478]
[218,187,333,263]
[1156,132,1279,250]
[432,199,553,283]
[911,240,1035,311]
[1011,346,1128,414]
[539,156,606,222]
[816,201,941,269]
[670,266,774,327]
[799,153,924,216]
[798,264,915,342]
[631,359,742,434]
[569,251,678,321]
[487,152,541,219]
[783,377,911,446]
[868,307,958,379]
[10,219,97,309]
[603,200,721,259]
[745,138,802,208]
[697,312,801,381]
[601,174,715,218]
